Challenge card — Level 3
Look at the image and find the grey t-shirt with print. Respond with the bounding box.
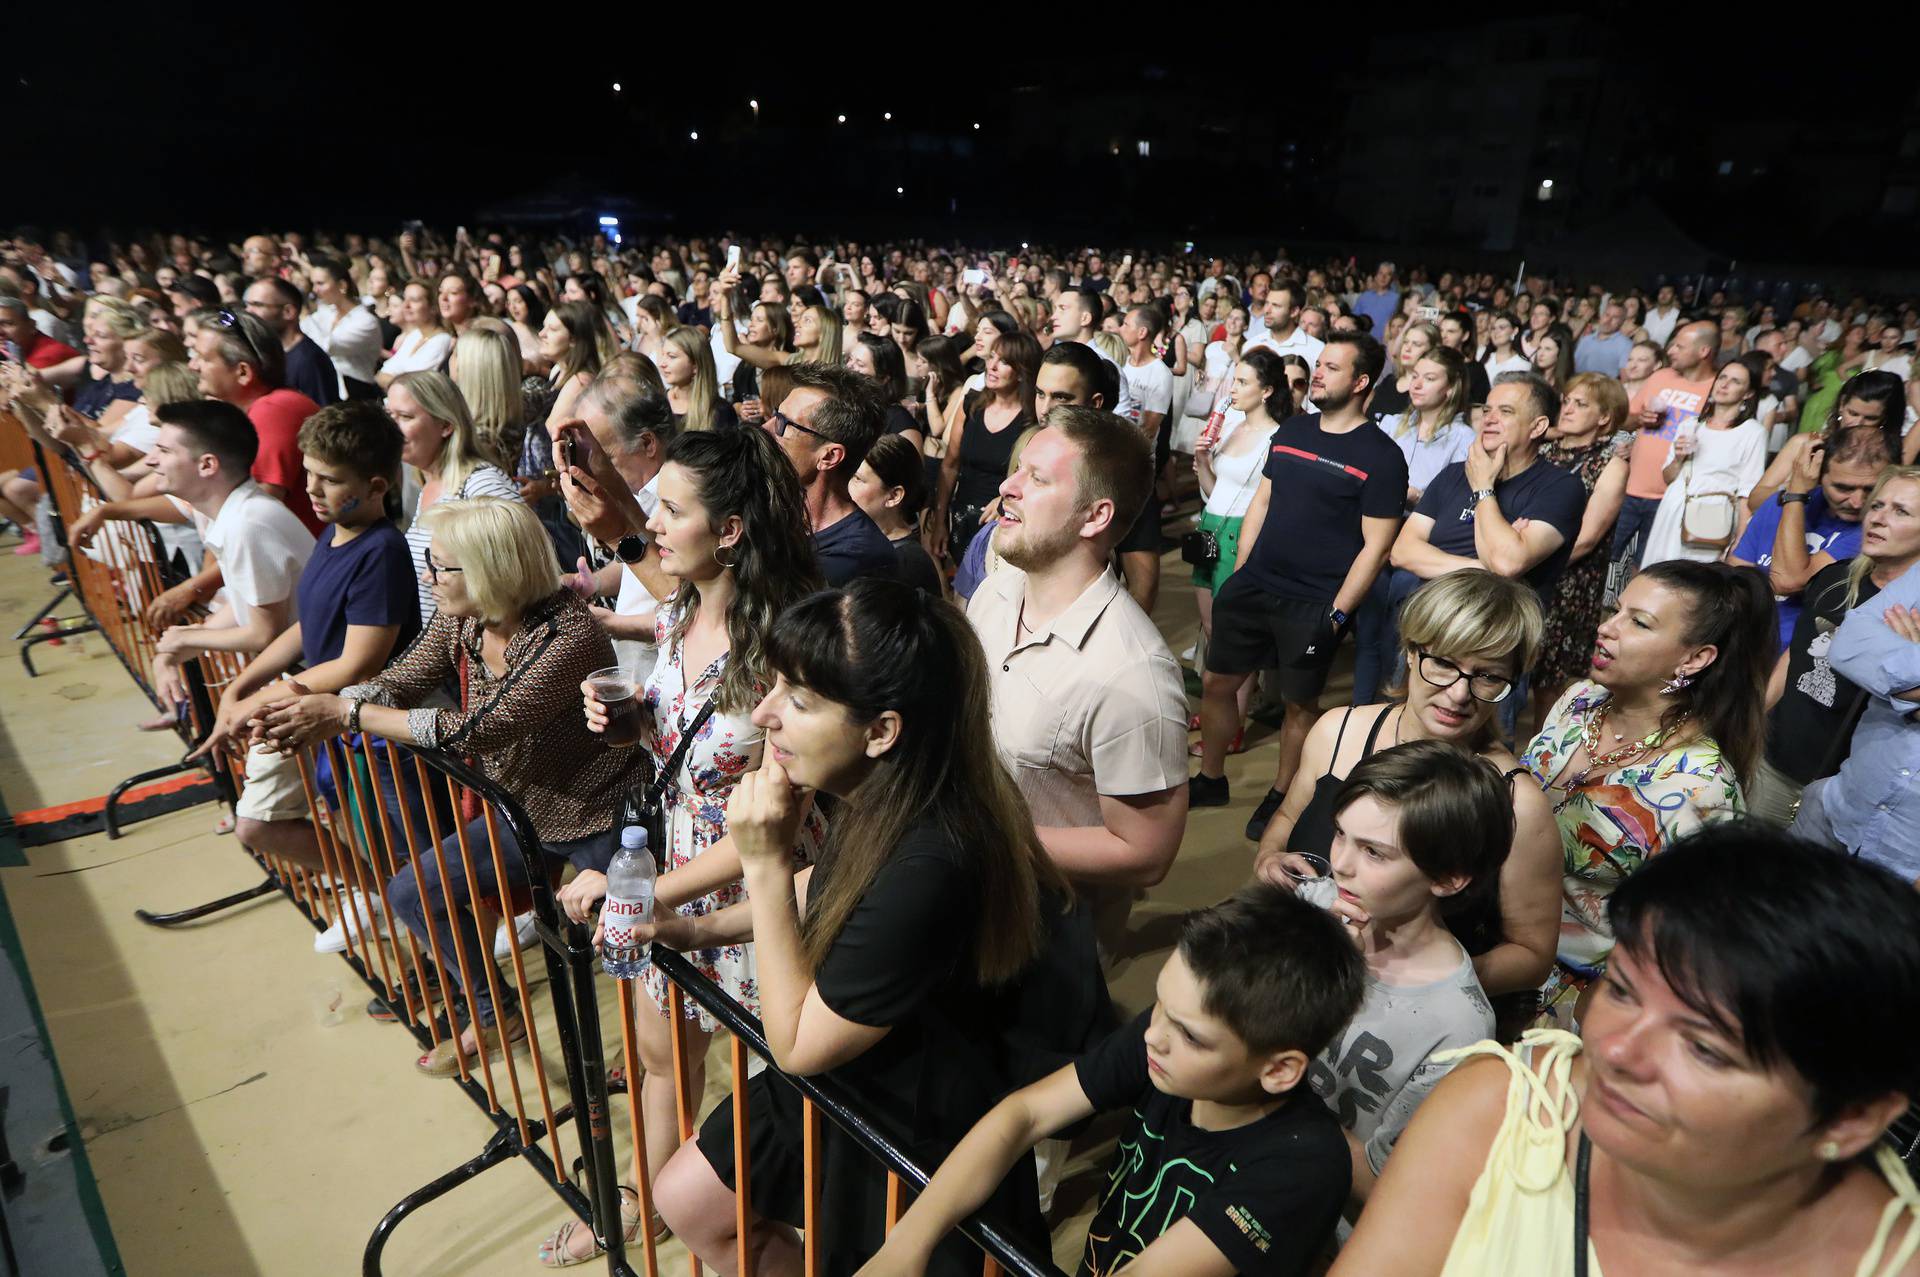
[1309,943,1494,1174]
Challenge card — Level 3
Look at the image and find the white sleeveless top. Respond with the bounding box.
[1202,419,1278,519]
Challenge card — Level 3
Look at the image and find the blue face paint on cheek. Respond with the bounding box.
[336,496,360,518]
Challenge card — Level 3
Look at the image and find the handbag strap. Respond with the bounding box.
[1573,1131,1593,1277]
[656,695,719,791]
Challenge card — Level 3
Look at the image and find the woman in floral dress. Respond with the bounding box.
[546,424,820,1264]
[1524,559,1773,1030]
[1529,372,1631,732]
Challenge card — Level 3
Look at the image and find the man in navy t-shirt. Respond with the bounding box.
[196,403,420,925]
[1194,333,1407,838]
[1390,372,1587,599]
[1730,427,1884,649]
[766,363,898,586]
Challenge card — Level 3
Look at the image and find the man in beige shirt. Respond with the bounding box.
[967,406,1189,954]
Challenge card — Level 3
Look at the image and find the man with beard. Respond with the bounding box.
[968,405,1188,954]
[1191,334,1407,842]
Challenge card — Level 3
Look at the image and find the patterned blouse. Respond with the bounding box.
[347,591,642,844]
[638,604,825,1030]
[1523,680,1744,971]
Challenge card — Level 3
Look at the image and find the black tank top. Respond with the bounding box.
[1290,704,1398,858]
[954,408,1028,511]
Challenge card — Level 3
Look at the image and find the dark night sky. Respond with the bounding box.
[10,15,1915,267]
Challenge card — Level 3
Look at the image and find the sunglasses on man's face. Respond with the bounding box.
[767,409,830,443]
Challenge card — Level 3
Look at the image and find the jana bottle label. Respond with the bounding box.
[602,893,653,950]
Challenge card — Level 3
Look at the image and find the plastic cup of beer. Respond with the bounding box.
[586,666,643,747]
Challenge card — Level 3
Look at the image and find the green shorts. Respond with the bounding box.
[1190,512,1245,594]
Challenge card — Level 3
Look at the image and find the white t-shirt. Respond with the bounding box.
[379,329,452,378]
[1643,305,1682,349]
[710,322,742,392]
[1781,344,1815,374]
[1246,326,1324,368]
[110,404,161,455]
[1483,352,1531,380]
[172,480,314,627]
[1118,357,1174,427]
[1866,352,1912,381]
[303,303,384,390]
[1075,338,1134,420]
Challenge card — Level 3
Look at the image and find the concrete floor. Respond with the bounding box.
[0,529,1318,1277]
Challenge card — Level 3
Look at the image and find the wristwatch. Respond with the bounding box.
[1328,607,1349,629]
[345,697,364,734]
[1778,490,1810,506]
[614,533,647,564]
[1470,487,1497,507]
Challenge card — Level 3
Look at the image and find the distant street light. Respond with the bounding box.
[612,83,622,92]
[837,114,847,123]
[884,112,892,120]
[690,131,699,141]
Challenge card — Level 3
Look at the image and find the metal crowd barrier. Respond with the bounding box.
[15,420,235,838]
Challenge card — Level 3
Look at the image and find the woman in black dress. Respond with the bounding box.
[646,580,1103,1276]
[928,331,1039,564]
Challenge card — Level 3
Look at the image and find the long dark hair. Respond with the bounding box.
[1826,369,1906,460]
[507,284,546,330]
[1636,560,1775,785]
[916,334,968,403]
[664,428,822,714]
[770,580,1067,984]
[551,299,609,387]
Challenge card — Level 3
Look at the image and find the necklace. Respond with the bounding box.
[1568,704,1676,793]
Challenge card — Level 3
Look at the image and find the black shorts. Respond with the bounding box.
[1114,486,1161,555]
[1206,575,1342,702]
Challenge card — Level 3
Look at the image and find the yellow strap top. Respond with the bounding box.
[1434,1029,1920,1277]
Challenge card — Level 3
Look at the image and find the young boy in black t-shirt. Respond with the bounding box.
[856,885,1367,1277]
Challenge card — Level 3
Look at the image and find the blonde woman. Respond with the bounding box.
[387,370,523,623]
[715,266,839,372]
[658,326,736,432]
[451,319,526,474]
[376,279,452,388]
[1371,320,1440,419]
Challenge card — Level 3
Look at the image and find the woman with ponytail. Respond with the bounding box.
[1524,559,1775,1027]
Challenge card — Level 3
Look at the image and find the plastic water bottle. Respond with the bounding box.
[601,826,656,979]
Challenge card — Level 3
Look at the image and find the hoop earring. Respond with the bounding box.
[1660,671,1693,696]
[714,542,739,569]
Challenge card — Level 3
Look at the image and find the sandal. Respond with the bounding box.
[1189,729,1245,757]
[415,1016,528,1077]
[537,1188,667,1267]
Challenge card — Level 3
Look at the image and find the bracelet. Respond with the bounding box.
[346,697,363,733]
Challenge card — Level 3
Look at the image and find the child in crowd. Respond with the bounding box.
[194,401,422,950]
[857,883,1366,1277]
[1303,739,1511,1211]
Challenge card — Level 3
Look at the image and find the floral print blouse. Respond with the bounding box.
[638,605,824,1028]
[1523,680,1744,971]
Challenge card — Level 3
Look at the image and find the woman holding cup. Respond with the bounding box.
[1255,570,1562,1036]
[548,424,824,1262]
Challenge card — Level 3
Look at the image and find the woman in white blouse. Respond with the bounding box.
[376,280,452,389]
[302,257,384,399]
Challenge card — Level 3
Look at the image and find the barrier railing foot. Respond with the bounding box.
[10,585,70,640]
[103,758,209,840]
[363,1127,520,1277]
[20,621,97,676]
[134,877,276,928]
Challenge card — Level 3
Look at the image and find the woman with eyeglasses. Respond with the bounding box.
[1255,570,1563,1037]
[1524,559,1772,1028]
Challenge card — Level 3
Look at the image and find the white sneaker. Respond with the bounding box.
[1179,644,1197,662]
[494,911,537,960]
[314,890,388,954]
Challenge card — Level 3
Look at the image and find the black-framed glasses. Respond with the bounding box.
[1414,648,1515,703]
[424,551,464,583]
[767,409,830,444]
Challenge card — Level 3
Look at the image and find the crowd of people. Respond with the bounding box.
[5,221,1920,1275]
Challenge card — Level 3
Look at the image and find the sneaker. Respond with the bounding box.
[314,889,388,954]
[1188,772,1230,808]
[493,910,537,960]
[1244,788,1287,842]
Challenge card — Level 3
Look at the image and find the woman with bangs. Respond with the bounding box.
[725,296,794,423]
[716,261,841,379]
[552,425,826,1264]
[929,329,1041,564]
[1334,824,1920,1277]
[639,579,1092,1277]
[1257,570,1564,1036]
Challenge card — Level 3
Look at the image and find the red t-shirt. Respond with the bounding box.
[22,332,80,370]
[244,388,324,535]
